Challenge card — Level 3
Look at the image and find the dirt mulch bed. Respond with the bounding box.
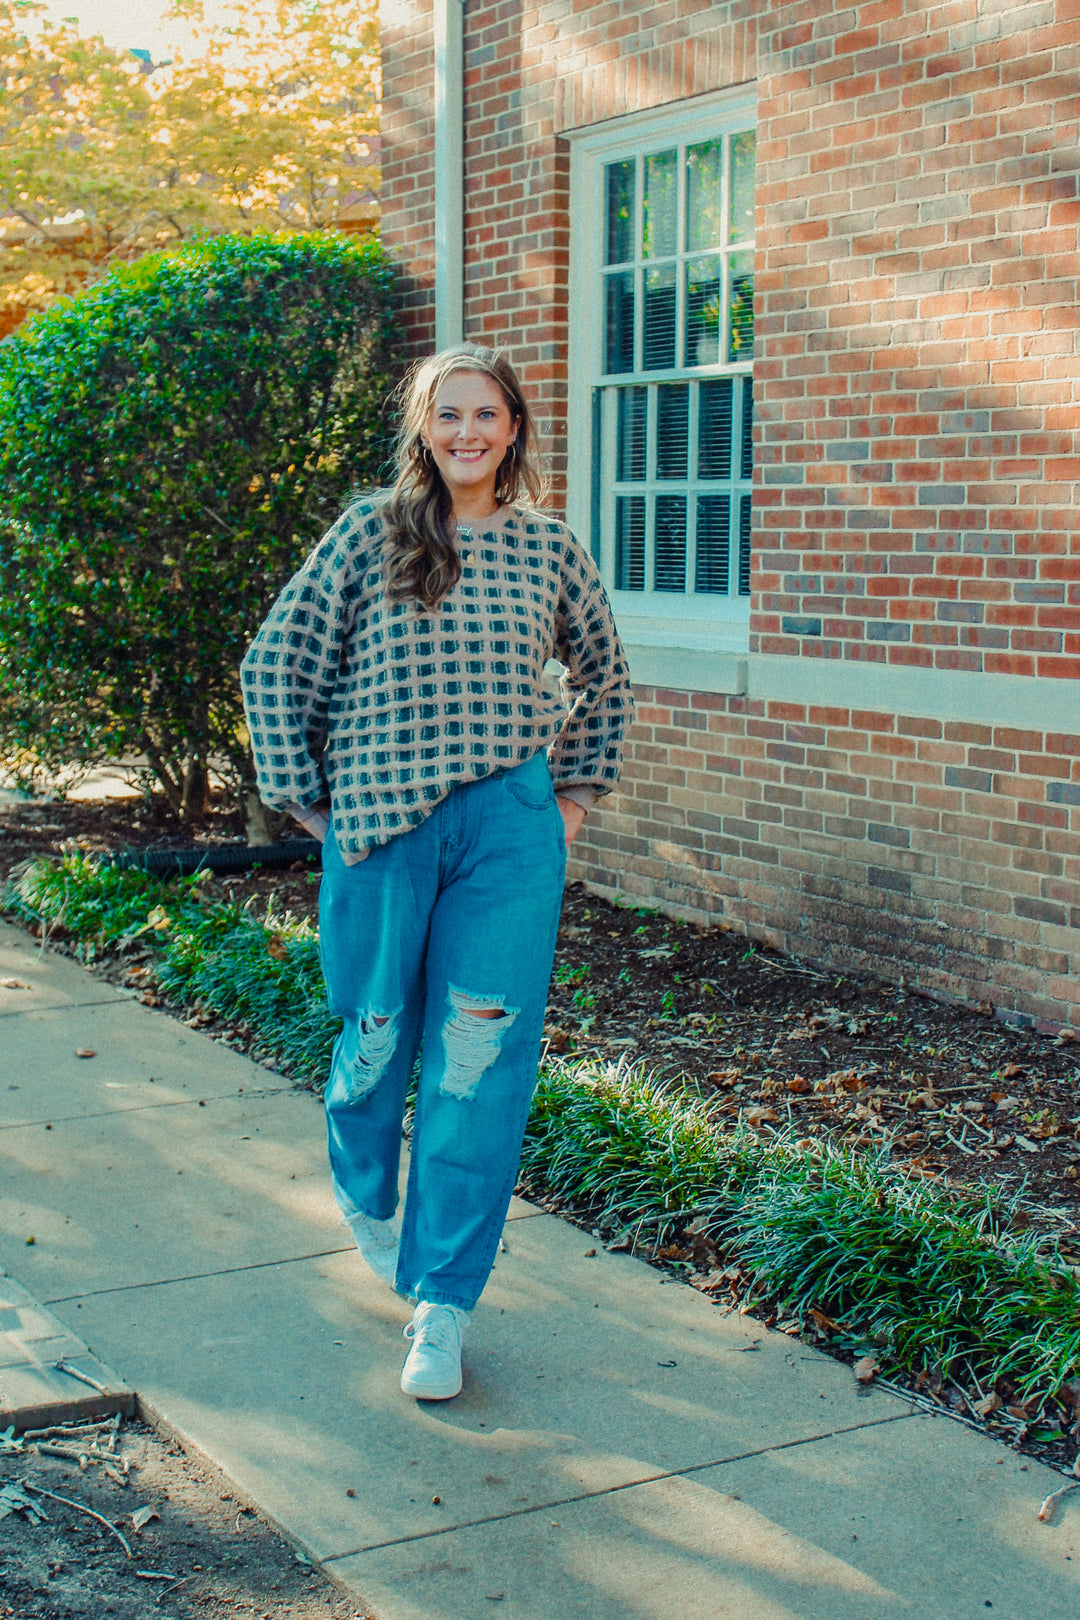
[0,1416,368,1620]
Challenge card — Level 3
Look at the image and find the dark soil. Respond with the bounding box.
[0,1417,369,1620]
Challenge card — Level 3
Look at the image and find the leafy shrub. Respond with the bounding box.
[0,231,400,818]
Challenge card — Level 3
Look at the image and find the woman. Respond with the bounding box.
[241,343,633,1400]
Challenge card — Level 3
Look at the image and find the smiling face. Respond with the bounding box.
[423,370,519,512]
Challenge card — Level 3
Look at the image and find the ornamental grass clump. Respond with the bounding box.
[9,852,198,945]
[522,1058,1080,1400]
[7,854,340,1083]
[155,903,339,1080]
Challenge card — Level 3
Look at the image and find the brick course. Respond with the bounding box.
[569,691,1080,1031]
[754,0,1080,680]
[380,0,1079,1028]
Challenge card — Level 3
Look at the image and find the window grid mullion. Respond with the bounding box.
[601,386,617,584]
[645,383,657,591]
[634,154,644,374]
[675,142,686,371]
[729,378,743,596]
[687,380,699,593]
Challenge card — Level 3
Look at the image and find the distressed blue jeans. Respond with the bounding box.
[319,751,567,1310]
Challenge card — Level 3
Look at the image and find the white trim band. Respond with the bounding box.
[620,641,1079,730]
[747,654,1079,731]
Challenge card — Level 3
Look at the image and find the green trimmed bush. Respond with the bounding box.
[0,232,399,818]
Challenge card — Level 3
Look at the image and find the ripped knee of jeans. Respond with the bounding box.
[343,1008,399,1101]
[440,985,520,1100]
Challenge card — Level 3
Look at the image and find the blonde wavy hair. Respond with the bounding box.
[384,343,544,611]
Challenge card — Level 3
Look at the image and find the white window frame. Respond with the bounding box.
[566,88,756,694]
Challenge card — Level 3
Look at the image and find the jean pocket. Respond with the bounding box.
[504,758,556,811]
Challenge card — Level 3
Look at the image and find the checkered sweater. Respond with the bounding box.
[240,499,634,858]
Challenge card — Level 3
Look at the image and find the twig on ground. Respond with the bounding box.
[753,956,830,981]
[53,1356,111,1395]
[19,1480,132,1558]
[154,1575,191,1603]
[1038,1479,1080,1523]
[21,1419,118,1442]
[874,1375,988,1435]
[31,1440,127,1470]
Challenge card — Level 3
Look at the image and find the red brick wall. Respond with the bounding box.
[571,691,1080,1032]
[754,0,1080,678]
[379,0,436,353]
[380,0,1080,1029]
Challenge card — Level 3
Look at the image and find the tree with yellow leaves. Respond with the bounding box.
[0,0,379,332]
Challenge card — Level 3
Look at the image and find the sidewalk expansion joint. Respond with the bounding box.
[43,1246,357,1305]
[323,1409,919,1561]
[0,995,128,1020]
[0,1085,296,1133]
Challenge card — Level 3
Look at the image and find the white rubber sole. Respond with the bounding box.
[400,1363,462,1400]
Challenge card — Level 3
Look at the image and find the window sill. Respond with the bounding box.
[620,629,748,695]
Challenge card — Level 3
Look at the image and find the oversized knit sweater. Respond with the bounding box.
[240,498,634,860]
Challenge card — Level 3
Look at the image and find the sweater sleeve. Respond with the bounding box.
[240,506,366,810]
[548,530,635,796]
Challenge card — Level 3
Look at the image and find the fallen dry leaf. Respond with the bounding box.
[131,1505,159,1531]
[786,1074,811,1094]
[1001,1062,1025,1079]
[1059,1379,1080,1417]
[74,1048,97,1059]
[0,977,29,990]
[808,1008,845,1031]
[745,1105,779,1127]
[1027,1112,1064,1139]
[974,1391,1002,1418]
[826,1069,866,1093]
[853,1355,878,1385]
[707,1067,742,1086]
[266,934,288,961]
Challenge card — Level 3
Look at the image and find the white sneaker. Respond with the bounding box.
[342,1210,400,1285]
[400,1302,470,1400]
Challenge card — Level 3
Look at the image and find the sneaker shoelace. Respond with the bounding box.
[404,1307,460,1351]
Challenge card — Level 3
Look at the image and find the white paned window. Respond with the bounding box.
[568,93,756,677]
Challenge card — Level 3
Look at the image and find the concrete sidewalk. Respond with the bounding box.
[1,917,1078,1619]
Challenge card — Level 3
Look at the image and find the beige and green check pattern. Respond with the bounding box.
[241,500,634,859]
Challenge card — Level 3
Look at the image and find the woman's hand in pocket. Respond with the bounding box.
[289,801,331,844]
[556,794,587,847]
